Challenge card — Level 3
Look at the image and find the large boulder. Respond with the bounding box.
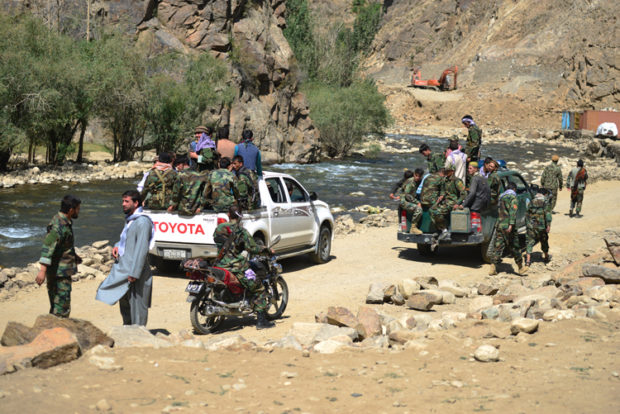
[326,306,359,328]
[107,325,172,349]
[1,315,113,351]
[582,264,620,284]
[0,327,80,375]
[356,307,382,339]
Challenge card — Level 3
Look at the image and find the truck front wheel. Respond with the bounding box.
[311,225,332,264]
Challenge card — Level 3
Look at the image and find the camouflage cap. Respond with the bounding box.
[551,154,559,162]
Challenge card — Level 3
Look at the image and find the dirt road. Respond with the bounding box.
[0,181,619,413]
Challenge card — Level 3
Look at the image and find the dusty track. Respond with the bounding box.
[0,181,619,413]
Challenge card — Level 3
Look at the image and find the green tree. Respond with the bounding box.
[91,33,148,161]
[0,14,94,165]
[352,1,383,53]
[304,80,391,157]
[284,0,317,79]
[145,53,234,154]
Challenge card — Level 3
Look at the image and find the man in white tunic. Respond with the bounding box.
[96,190,154,326]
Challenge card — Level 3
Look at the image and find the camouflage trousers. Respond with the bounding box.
[47,275,72,317]
[525,227,549,254]
[570,189,584,214]
[400,200,423,232]
[430,202,455,231]
[487,227,523,266]
[544,187,558,211]
[235,270,268,312]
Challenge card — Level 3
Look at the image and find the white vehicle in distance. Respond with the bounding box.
[145,171,334,270]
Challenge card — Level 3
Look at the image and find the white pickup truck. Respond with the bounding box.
[145,171,334,269]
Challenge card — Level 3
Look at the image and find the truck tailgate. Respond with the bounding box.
[147,211,220,244]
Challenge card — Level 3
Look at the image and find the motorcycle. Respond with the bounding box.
[182,236,288,334]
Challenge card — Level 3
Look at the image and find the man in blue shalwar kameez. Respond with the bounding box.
[96,190,154,326]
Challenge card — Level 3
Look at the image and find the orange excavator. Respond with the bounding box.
[410,66,458,91]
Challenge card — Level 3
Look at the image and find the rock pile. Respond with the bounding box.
[0,161,151,188]
[334,209,398,237]
[0,240,113,301]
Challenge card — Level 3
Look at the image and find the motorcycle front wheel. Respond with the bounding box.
[190,290,224,335]
[265,276,289,320]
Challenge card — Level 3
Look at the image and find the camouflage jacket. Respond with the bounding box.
[39,212,78,278]
[426,152,445,174]
[235,167,259,210]
[141,167,177,210]
[541,163,563,189]
[170,170,207,215]
[496,190,518,230]
[487,171,501,205]
[399,176,422,202]
[526,195,552,230]
[420,173,445,206]
[444,176,466,206]
[197,147,219,172]
[213,222,262,274]
[204,169,239,212]
[465,125,482,159]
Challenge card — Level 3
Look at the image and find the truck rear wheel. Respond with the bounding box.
[417,243,437,257]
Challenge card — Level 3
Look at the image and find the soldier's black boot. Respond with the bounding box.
[256,311,275,330]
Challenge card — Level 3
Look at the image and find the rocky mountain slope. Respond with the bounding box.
[364,0,619,130]
[3,0,320,163]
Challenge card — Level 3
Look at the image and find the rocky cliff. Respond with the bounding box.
[4,0,320,163]
[363,0,619,130]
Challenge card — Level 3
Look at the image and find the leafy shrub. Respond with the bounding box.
[304,80,391,157]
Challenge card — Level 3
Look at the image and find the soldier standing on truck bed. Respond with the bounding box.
[486,159,502,208]
[419,143,445,174]
[540,154,563,213]
[232,154,259,210]
[141,152,177,210]
[167,155,206,215]
[430,164,466,241]
[202,157,239,213]
[488,181,528,276]
[461,114,482,162]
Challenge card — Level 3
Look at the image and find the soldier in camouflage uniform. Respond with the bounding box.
[430,165,466,239]
[141,152,177,210]
[168,155,207,215]
[399,168,425,234]
[487,160,502,207]
[202,157,239,213]
[566,159,588,217]
[487,182,527,276]
[419,143,446,173]
[461,115,482,162]
[36,195,82,317]
[525,187,552,266]
[213,206,274,330]
[420,169,445,209]
[540,154,563,212]
[232,155,260,210]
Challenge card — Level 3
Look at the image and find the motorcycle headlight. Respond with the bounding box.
[274,263,283,274]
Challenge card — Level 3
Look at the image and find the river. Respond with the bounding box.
[0,134,574,268]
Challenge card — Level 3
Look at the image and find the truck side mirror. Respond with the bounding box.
[310,192,318,201]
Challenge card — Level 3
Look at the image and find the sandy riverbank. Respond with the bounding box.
[0,180,618,412]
